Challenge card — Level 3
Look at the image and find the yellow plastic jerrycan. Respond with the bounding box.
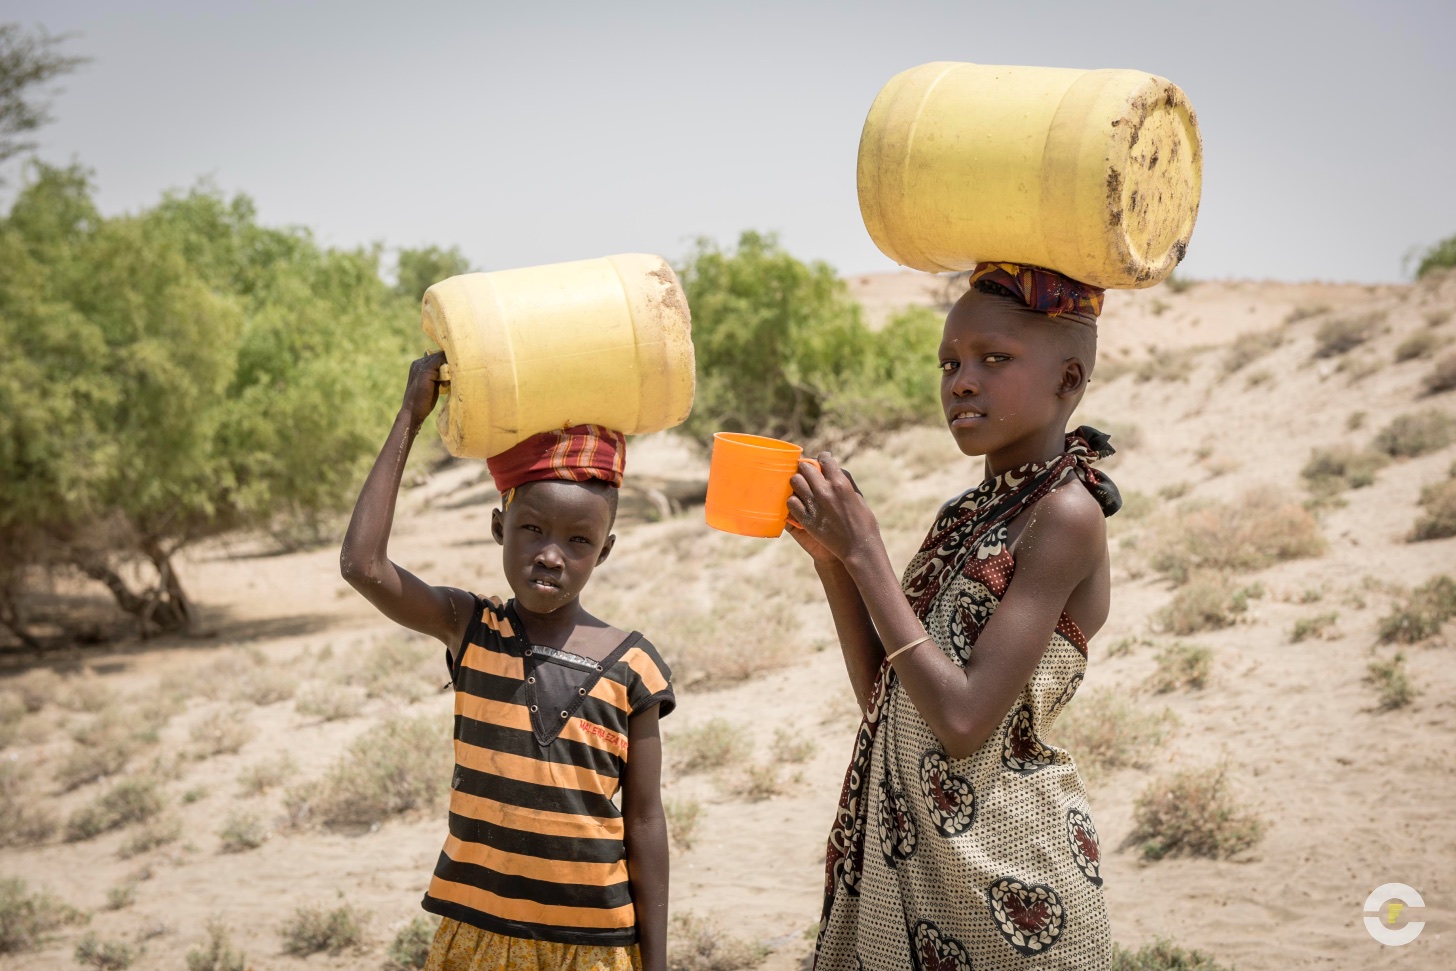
[421,254,695,459]
[857,62,1203,289]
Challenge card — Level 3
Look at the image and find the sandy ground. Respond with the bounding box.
[3,271,1455,970]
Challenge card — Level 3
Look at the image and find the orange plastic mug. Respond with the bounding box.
[704,433,819,538]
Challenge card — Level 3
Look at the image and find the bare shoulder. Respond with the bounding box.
[1014,477,1107,575]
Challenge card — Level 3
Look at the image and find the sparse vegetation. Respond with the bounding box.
[1222,329,1284,374]
[0,761,55,847]
[1300,446,1389,497]
[1395,330,1442,362]
[1377,575,1456,644]
[1128,763,1265,860]
[57,707,148,790]
[384,915,439,971]
[667,912,768,971]
[1413,233,1456,279]
[74,932,137,970]
[218,811,267,853]
[1290,612,1339,643]
[1425,352,1456,394]
[66,777,165,841]
[1111,937,1234,971]
[186,919,247,971]
[733,762,785,801]
[1134,346,1203,383]
[294,683,367,721]
[0,878,85,954]
[1049,688,1175,778]
[117,815,181,859]
[345,635,438,701]
[1372,409,1455,458]
[189,707,255,757]
[664,798,704,851]
[1146,643,1213,693]
[655,597,798,689]
[1313,311,1383,358]
[233,665,296,706]
[237,754,297,796]
[294,714,449,828]
[1155,573,1259,635]
[771,727,816,763]
[1367,653,1416,710]
[105,884,135,910]
[1146,487,1326,584]
[670,718,751,774]
[278,902,368,956]
[1410,477,1456,541]
[1284,304,1329,325]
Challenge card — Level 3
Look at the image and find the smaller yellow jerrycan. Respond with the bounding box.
[857,62,1203,289]
[421,254,695,459]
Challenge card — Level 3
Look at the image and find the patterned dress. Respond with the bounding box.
[814,430,1120,971]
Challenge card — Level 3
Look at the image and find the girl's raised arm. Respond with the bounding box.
[340,351,475,653]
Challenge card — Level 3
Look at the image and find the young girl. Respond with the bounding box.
[341,351,674,971]
[786,263,1120,970]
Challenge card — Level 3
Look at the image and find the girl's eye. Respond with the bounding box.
[940,360,958,373]
[983,353,1011,365]
[521,523,542,534]
[571,536,592,545]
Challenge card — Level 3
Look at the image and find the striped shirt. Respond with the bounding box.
[423,595,675,946]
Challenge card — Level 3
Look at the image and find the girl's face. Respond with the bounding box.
[938,291,1085,468]
[491,481,615,616]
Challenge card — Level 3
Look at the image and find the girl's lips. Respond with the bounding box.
[950,413,986,428]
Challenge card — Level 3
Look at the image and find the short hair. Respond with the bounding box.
[511,478,619,530]
[970,278,1097,376]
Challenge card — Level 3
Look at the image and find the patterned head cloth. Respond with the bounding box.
[968,261,1105,322]
[487,424,626,503]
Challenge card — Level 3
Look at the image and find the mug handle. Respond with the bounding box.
[785,458,821,530]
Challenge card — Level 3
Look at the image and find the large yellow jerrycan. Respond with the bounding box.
[421,254,695,459]
[857,62,1202,289]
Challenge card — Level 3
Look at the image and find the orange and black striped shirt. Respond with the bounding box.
[422,595,675,946]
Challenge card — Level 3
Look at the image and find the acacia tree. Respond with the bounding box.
[0,166,423,643]
[0,23,86,174]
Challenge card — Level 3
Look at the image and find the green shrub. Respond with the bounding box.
[670,718,751,774]
[0,761,55,847]
[1313,312,1383,357]
[384,915,440,971]
[1367,653,1416,710]
[1300,446,1389,496]
[278,902,367,956]
[666,913,767,971]
[65,777,164,841]
[1410,477,1456,541]
[298,715,449,828]
[1128,763,1265,860]
[217,811,267,853]
[1048,688,1174,778]
[0,878,85,954]
[664,797,704,851]
[1222,329,1284,374]
[1425,352,1456,395]
[186,919,246,971]
[1147,487,1325,584]
[1373,409,1455,458]
[1413,233,1456,279]
[74,933,137,970]
[1395,330,1441,362]
[1290,612,1339,643]
[1146,643,1213,693]
[1156,574,1256,635]
[1377,575,1456,643]
[1111,937,1233,971]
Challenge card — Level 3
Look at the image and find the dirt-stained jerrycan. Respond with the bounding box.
[857,62,1203,289]
[421,254,695,460]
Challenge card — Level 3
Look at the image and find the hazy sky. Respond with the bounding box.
[6,1,1454,283]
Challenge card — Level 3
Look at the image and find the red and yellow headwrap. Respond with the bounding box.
[487,424,626,503]
[968,262,1105,321]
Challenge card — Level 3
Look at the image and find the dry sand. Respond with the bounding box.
[3,271,1455,970]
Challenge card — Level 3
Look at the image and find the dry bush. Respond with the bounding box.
[345,636,439,702]
[232,665,297,707]
[1048,688,1175,778]
[237,754,297,796]
[56,671,114,713]
[1111,937,1234,971]
[1373,409,1455,458]
[295,714,449,829]
[1335,352,1384,383]
[1221,329,1284,374]
[1105,636,1149,657]
[0,762,56,848]
[295,683,367,721]
[193,649,267,702]
[1313,312,1383,358]
[1156,481,1191,501]
[1289,612,1339,643]
[658,597,797,690]
[1299,446,1389,497]
[1378,575,1456,643]
[117,815,181,859]
[186,919,247,971]
[57,706,150,790]
[771,727,816,763]
[670,718,751,774]
[1366,653,1416,710]
[667,913,768,971]
[384,915,439,971]
[1127,763,1265,861]
[1426,309,1452,327]
[1145,487,1325,584]
[9,669,60,713]
[189,707,255,757]
[105,884,135,911]
[1410,477,1456,541]
[74,933,137,970]
[218,811,267,853]
[1134,346,1203,383]
[1244,368,1273,389]
[1424,352,1456,394]
[278,902,368,956]
[0,878,85,955]
[1155,574,1259,635]
[1395,330,1442,362]
[664,797,704,851]
[0,691,23,749]
[1284,304,1329,325]
[1145,643,1213,693]
[65,776,165,841]
[731,763,785,802]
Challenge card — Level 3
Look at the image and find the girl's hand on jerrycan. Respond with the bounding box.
[787,452,874,564]
[402,351,449,425]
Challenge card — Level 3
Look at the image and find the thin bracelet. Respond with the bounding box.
[885,633,933,663]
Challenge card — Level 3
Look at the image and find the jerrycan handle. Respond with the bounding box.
[436,363,451,395]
